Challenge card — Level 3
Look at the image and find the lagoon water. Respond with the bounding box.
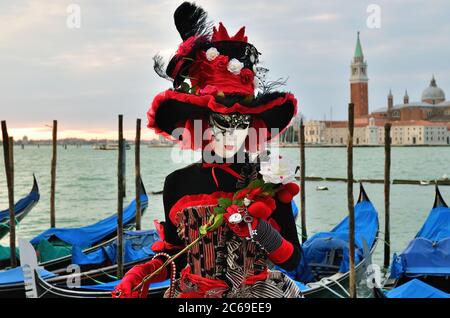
[1,145,450,292]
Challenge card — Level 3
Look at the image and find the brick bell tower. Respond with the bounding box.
[350,32,369,118]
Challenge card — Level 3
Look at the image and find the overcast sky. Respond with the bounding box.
[1,0,449,140]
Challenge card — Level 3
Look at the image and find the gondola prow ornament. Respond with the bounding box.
[113,1,301,298]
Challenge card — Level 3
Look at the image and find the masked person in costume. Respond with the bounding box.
[114,2,302,298]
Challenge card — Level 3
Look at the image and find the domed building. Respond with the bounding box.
[422,76,446,104]
[372,76,450,122]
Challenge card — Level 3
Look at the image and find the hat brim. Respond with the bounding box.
[147,90,297,143]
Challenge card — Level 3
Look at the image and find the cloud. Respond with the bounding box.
[299,13,340,22]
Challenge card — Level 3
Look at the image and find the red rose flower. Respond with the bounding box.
[240,68,254,85]
[226,204,240,214]
[198,85,219,96]
[212,55,229,71]
[248,187,263,199]
[176,36,197,56]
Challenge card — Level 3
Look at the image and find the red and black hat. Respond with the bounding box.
[147,2,297,149]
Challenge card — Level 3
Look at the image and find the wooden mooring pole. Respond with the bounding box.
[135,118,142,231]
[347,103,356,298]
[122,140,126,198]
[50,120,57,228]
[1,121,17,267]
[384,123,392,268]
[299,118,307,243]
[9,137,14,190]
[117,115,125,278]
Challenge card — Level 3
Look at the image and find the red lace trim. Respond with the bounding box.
[146,90,298,151]
[148,90,296,125]
[169,191,234,225]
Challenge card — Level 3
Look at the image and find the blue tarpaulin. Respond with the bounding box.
[30,193,148,249]
[0,266,56,285]
[291,200,298,220]
[390,204,450,278]
[72,230,159,265]
[386,279,450,298]
[279,197,378,284]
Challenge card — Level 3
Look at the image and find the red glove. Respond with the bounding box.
[112,258,167,298]
[224,205,259,238]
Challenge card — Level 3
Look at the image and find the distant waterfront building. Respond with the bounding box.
[372,76,450,122]
[22,135,29,145]
[304,120,325,144]
[304,32,450,146]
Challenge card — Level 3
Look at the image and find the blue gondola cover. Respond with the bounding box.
[386,279,450,298]
[30,193,148,249]
[390,204,450,278]
[72,230,159,265]
[0,266,55,285]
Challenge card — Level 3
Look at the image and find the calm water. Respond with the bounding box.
[1,145,450,274]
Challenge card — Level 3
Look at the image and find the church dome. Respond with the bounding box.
[421,76,446,104]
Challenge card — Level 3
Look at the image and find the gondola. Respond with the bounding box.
[29,269,168,299]
[20,239,168,298]
[374,186,450,298]
[0,178,148,270]
[278,184,379,298]
[0,230,162,298]
[22,200,301,298]
[0,175,40,240]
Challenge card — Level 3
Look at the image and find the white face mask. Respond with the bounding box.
[209,113,251,159]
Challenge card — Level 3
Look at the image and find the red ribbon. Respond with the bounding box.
[202,163,241,188]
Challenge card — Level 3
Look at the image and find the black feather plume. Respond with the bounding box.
[153,54,173,82]
[174,2,211,41]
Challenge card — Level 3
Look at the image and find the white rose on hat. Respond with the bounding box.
[206,47,220,61]
[227,58,244,75]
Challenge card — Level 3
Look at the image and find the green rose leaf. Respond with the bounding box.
[214,207,226,215]
[248,179,264,189]
[218,198,232,208]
